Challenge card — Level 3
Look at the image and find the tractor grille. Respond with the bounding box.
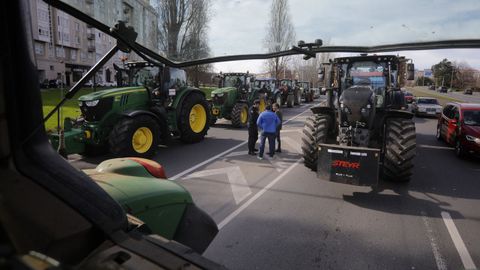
[80,97,114,122]
[212,94,226,105]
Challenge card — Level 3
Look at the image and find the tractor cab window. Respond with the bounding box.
[130,66,159,89]
[166,68,187,89]
[281,80,292,87]
[223,76,245,88]
[348,61,386,91]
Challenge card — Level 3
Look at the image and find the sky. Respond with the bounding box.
[208,0,480,73]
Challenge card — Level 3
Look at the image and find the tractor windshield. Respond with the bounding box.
[129,66,159,89]
[349,61,386,90]
[223,75,245,88]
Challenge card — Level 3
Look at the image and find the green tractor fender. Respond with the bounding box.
[84,157,218,254]
[171,88,206,113]
[121,109,170,141]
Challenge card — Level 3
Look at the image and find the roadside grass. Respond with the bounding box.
[407,86,463,106]
[41,88,93,131]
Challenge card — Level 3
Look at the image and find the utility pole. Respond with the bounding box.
[450,67,455,89]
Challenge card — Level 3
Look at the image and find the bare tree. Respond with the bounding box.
[154,0,211,62]
[264,0,296,79]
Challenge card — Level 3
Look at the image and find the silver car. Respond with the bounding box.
[412,97,442,117]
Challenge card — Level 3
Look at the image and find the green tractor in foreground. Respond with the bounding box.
[210,72,267,127]
[49,61,210,158]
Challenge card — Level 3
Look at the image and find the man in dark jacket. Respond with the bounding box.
[272,103,282,153]
[247,100,260,155]
[256,105,280,159]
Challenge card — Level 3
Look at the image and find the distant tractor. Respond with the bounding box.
[301,55,416,186]
[298,81,314,102]
[274,79,302,108]
[254,78,277,104]
[210,72,267,127]
[49,61,211,158]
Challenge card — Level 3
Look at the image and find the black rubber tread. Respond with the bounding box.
[286,94,294,108]
[83,143,108,157]
[382,118,416,182]
[109,114,160,158]
[179,92,211,143]
[294,89,301,105]
[231,102,249,128]
[301,115,329,171]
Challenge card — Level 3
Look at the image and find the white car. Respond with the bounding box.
[412,97,442,117]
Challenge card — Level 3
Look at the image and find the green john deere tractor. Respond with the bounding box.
[210,72,267,127]
[49,61,210,158]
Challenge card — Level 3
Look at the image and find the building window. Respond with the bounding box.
[87,52,93,59]
[34,42,45,55]
[55,46,65,58]
[71,50,77,61]
[50,65,54,71]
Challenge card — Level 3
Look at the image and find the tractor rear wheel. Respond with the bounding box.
[275,94,282,106]
[294,89,302,105]
[179,92,210,143]
[381,118,416,182]
[231,102,249,128]
[301,115,330,171]
[286,94,294,108]
[109,115,160,157]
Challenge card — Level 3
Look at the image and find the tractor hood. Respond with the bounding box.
[78,86,146,101]
[83,158,193,215]
[211,86,237,96]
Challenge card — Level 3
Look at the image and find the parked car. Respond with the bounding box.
[39,79,49,89]
[412,97,442,117]
[48,79,59,88]
[404,91,414,103]
[436,103,480,157]
[437,86,448,93]
[464,88,473,95]
[429,85,436,90]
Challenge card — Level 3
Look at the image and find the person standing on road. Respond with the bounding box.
[272,103,283,153]
[256,105,280,159]
[247,100,260,155]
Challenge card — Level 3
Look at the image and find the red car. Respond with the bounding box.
[436,102,480,157]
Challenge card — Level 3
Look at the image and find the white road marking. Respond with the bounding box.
[281,129,303,133]
[419,144,454,150]
[441,211,477,270]
[225,151,248,158]
[421,211,447,270]
[185,166,252,205]
[170,108,312,180]
[218,158,302,230]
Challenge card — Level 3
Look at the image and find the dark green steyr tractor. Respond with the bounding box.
[210,72,268,127]
[273,79,302,108]
[301,55,417,186]
[298,81,314,102]
[49,61,211,158]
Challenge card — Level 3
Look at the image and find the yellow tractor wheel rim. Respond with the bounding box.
[259,98,266,112]
[189,104,207,133]
[240,106,248,124]
[132,127,153,153]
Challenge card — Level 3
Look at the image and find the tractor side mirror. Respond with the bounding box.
[406,63,415,80]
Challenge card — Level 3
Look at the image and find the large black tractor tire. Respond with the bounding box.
[275,93,282,106]
[83,143,108,157]
[179,92,211,143]
[286,94,294,108]
[231,102,249,128]
[294,90,302,105]
[301,115,330,171]
[109,115,160,158]
[381,118,416,182]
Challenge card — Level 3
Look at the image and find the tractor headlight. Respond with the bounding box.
[212,92,224,97]
[85,100,99,107]
[466,135,480,144]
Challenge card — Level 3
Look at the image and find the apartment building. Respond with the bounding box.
[30,0,158,87]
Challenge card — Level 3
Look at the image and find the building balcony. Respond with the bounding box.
[87,33,95,40]
[87,45,95,52]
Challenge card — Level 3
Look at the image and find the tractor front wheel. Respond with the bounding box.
[231,102,249,128]
[179,92,210,143]
[109,115,160,158]
[301,115,329,171]
[381,118,416,182]
[286,94,294,108]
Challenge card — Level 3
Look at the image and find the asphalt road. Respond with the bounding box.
[70,99,480,270]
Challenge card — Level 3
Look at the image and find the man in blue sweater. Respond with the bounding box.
[256,105,280,159]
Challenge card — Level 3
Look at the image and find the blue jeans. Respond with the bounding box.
[259,132,276,157]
